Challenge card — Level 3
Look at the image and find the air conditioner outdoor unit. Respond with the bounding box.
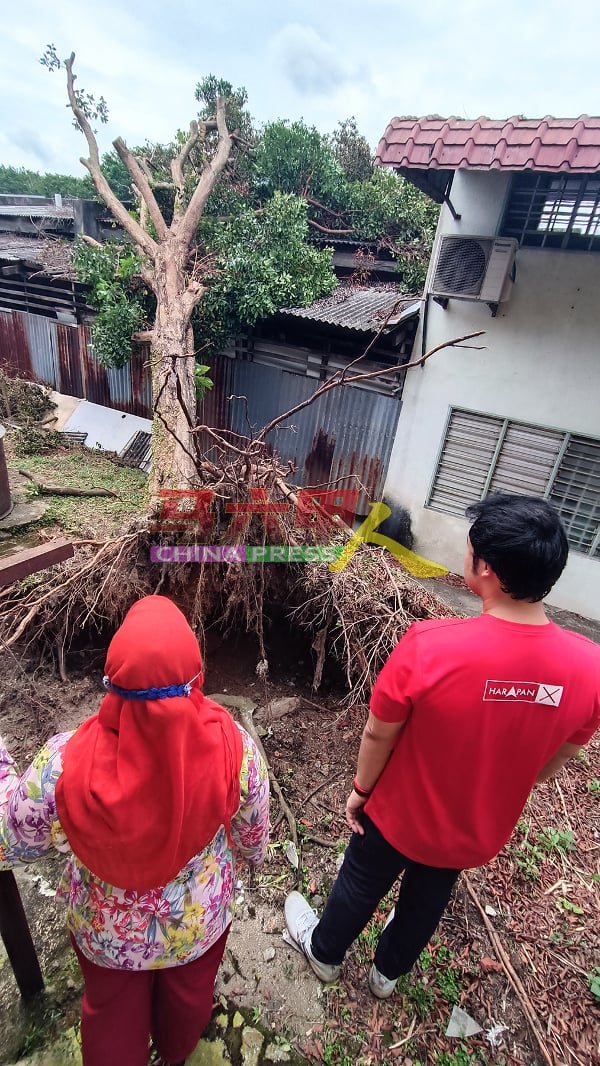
[430,236,518,305]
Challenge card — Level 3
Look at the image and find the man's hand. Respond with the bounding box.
[535,741,581,783]
[345,789,367,835]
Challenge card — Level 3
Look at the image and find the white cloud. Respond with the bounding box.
[1,0,600,175]
[269,23,361,96]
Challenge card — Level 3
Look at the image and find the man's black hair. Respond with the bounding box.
[465,494,568,601]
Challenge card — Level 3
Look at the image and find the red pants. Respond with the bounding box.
[71,929,229,1066]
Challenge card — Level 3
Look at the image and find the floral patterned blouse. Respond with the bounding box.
[0,726,269,970]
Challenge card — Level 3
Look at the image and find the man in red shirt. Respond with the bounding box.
[285,494,600,998]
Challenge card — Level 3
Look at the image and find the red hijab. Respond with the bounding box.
[55,595,243,891]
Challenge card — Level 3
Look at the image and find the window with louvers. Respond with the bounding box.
[549,436,600,557]
[428,408,600,558]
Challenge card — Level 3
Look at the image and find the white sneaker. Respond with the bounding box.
[369,906,397,999]
[284,891,342,982]
[368,963,397,999]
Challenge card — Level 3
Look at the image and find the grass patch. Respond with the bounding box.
[5,436,146,539]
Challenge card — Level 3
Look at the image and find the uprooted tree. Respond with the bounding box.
[0,49,484,706]
[42,47,439,496]
[41,47,336,493]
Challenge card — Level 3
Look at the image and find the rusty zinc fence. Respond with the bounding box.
[0,308,152,418]
[200,345,403,516]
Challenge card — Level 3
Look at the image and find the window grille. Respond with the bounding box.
[428,408,600,558]
[501,173,600,251]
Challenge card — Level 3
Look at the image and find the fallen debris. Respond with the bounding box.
[445,1005,482,1038]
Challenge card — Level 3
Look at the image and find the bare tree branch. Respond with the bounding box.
[131,185,150,234]
[177,97,232,247]
[255,332,485,443]
[307,219,354,235]
[339,298,409,382]
[113,136,168,240]
[192,424,265,455]
[64,54,157,261]
[135,158,178,192]
[182,281,207,319]
[306,196,348,220]
[171,121,200,193]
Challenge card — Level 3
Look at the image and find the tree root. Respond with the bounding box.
[302,769,347,808]
[18,470,120,498]
[303,834,338,849]
[0,454,457,708]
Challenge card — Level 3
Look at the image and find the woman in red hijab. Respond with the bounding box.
[0,596,270,1066]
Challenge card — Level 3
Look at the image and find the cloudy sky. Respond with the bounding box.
[2,0,599,176]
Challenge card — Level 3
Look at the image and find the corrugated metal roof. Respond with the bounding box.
[0,234,74,275]
[376,116,600,174]
[280,285,419,332]
[0,203,74,219]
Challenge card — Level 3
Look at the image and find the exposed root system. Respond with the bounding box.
[0,493,455,703]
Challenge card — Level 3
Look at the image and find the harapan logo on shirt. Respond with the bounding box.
[483,681,564,706]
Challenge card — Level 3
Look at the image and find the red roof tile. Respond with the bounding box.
[375,116,600,173]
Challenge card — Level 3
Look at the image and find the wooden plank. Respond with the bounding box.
[0,536,78,997]
[0,871,44,1000]
[0,538,73,586]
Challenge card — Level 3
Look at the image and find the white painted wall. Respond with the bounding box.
[384,170,600,619]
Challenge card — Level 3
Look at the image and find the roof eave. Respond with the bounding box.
[276,300,421,334]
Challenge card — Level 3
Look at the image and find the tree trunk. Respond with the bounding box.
[148,249,199,494]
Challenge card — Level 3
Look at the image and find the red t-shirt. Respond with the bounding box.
[365,615,600,870]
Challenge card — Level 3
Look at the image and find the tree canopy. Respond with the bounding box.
[39,47,341,489]
[0,164,95,199]
[70,112,437,370]
[38,46,437,493]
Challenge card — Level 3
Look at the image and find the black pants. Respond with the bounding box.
[311,814,461,979]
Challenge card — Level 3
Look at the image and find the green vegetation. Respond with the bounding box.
[39,58,435,370]
[555,897,583,915]
[5,439,146,539]
[73,239,147,369]
[254,117,438,291]
[0,373,55,423]
[322,1038,353,1066]
[395,970,436,1018]
[588,966,600,1001]
[536,827,577,855]
[511,820,578,880]
[436,1047,490,1066]
[0,163,95,199]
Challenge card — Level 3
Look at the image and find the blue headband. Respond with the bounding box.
[102,675,198,700]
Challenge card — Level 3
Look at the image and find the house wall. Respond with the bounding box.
[384,170,600,619]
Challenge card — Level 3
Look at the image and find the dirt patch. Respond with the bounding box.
[219,901,326,1037]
